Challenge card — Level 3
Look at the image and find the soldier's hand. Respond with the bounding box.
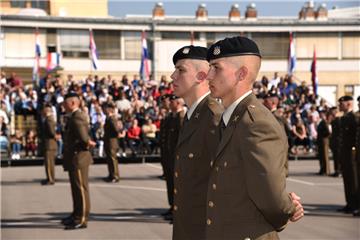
[88,140,96,148]
[289,192,304,222]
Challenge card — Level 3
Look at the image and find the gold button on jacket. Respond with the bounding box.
[173,96,223,240]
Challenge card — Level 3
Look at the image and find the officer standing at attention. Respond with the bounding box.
[338,95,358,213]
[353,96,360,217]
[41,104,57,185]
[61,92,96,230]
[316,111,333,175]
[103,102,120,183]
[205,36,304,239]
[263,91,290,177]
[159,94,171,180]
[163,94,186,222]
[329,106,342,177]
[170,45,223,240]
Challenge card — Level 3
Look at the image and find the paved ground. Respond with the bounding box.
[1,160,359,240]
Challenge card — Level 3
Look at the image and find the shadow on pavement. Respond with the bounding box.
[303,203,354,218]
[0,178,69,186]
[1,218,64,229]
[90,208,171,224]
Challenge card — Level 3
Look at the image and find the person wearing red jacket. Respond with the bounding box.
[127,118,141,156]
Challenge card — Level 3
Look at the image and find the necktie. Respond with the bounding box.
[219,117,226,140]
[182,116,189,128]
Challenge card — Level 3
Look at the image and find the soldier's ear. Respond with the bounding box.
[236,66,248,82]
[196,71,207,82]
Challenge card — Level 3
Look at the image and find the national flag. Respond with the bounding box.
[89,29,99,70]
[32,29,41,82]
[311,47,318,96]
[46,52,60,72]
[139,31,150,81]
[288,32,296,75]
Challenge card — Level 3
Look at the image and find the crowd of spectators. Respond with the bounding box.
[0,70,341,160]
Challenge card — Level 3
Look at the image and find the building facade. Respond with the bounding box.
[1,1,359,105]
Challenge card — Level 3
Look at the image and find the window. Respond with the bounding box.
[30,0,49,11]
[251,32,288,59]
[161,31,199,40]
[46,28,57,49]
[342,32,360,59]
[59,29,89,58]
[10,0,26,8]
[123,31,142,60]
[296,32,338,59]
[4,27,46,58]
[344,85,354,96]
[93,30,120,59]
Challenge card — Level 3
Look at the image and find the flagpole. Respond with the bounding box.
[89,29,92,76]
[33,27,40,89]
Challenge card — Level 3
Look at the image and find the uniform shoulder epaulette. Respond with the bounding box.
[246,103,260,122]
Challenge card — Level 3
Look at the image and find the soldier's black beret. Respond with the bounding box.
[263,91,279,99]
[160,94,170,101]
[338,95,353,102]
[173,45,208,65]
[207,36,261,61]
[357,96,360,101]
[64,91,79,100]
[169,94,179,100]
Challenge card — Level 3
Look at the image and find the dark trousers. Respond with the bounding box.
[341,149,358,209]
[330,145,341,174]
[164,158,174,207]
[69,167,90,225]
[318,138,330,175]
[44,150,56,183]
[105,147,120,180]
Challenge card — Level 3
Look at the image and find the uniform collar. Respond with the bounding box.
[186,92,210,120]
[222,90,252,126]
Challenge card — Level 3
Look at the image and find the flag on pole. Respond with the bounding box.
[139,31,150,81]
[311,47,318,96]
[46,52,60,72]
[288,32,296,75]
[89,29,99,70]
[32,29,41,82]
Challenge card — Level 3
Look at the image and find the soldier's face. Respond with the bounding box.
[171,59,198,98]
[207,58,238,104]
[63,99,72,113]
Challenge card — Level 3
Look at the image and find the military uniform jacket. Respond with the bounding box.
[160,113,171,161]
[205,94,295,240]
[63,110,93,171]
[166,110,185,167]
[104,115,120,151]
[340,111,357,151]
[317,119,331,142]
[330,117,341,149]
[173,96,223,240]
[43,115,57,151]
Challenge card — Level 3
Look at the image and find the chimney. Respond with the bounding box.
[316,3,328,20]
[299,1,315,20]
[229,4,240,21]
[196,3,208,21]
[153,2,165,20]
[299,6,306,19]
[245,3,257,20]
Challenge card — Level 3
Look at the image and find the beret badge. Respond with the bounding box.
[213,46,221,55]
[182,47,190,54]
